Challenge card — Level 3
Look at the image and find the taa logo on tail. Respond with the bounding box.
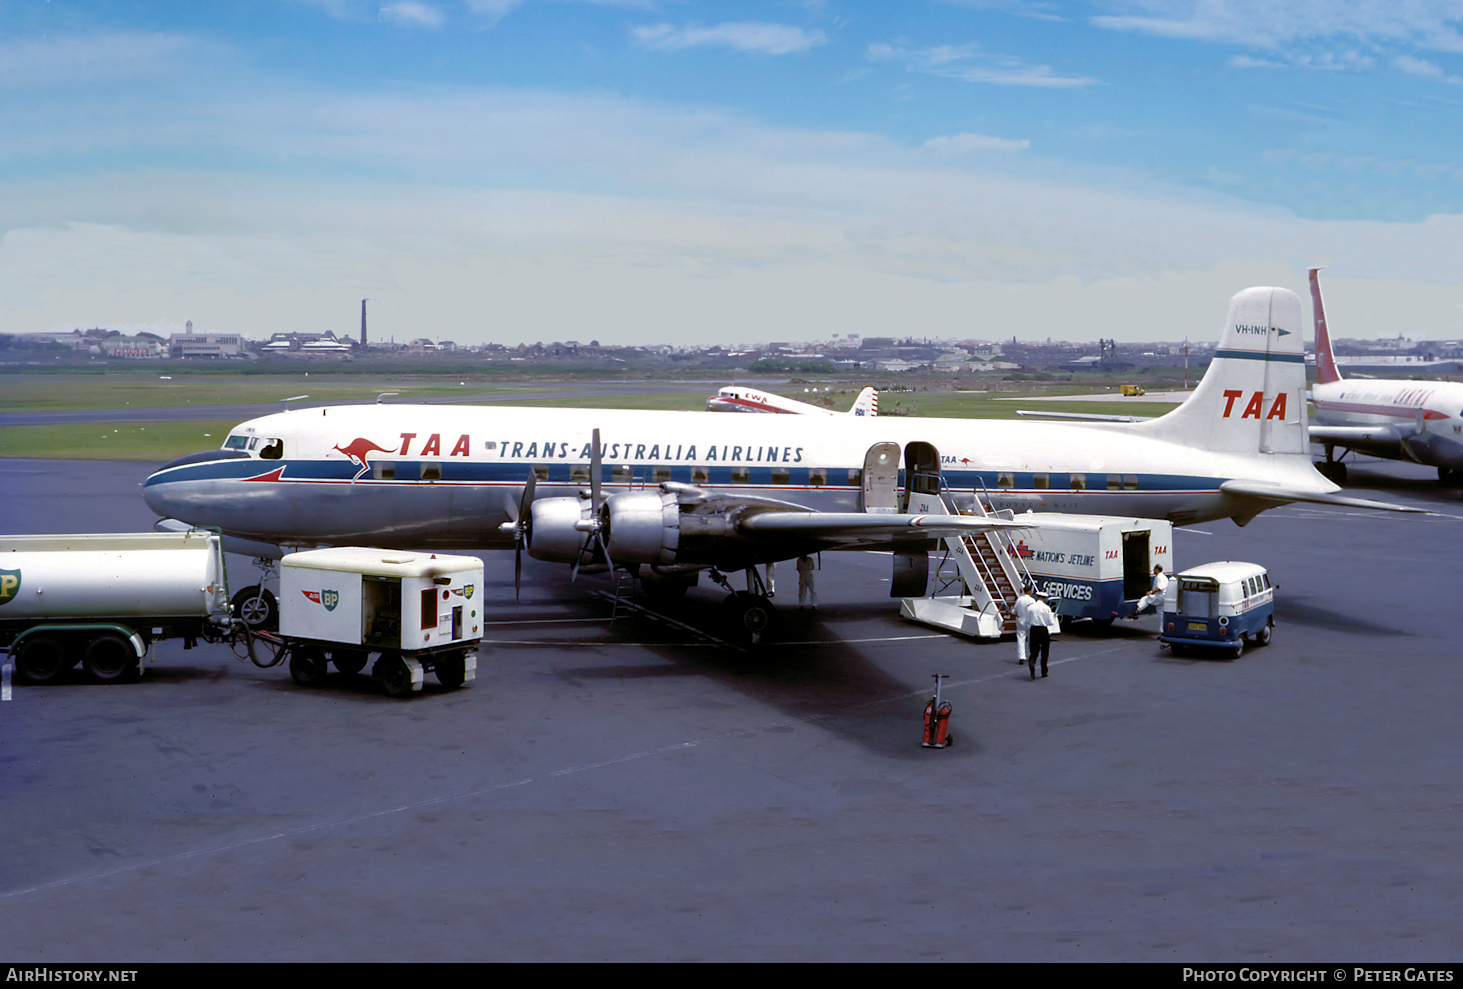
[1221,390,1288,420]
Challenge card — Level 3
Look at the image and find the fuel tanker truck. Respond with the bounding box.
[0,530,233,684]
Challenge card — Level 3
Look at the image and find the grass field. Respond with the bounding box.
[0,376,512,412]
[0,422,241,461]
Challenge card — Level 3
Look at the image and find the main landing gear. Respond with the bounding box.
[1315,445,1348,484]
[231,558,280,632]
[707,566,778,644]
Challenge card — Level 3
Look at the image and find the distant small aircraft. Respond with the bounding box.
[707,385,877,417]
[1307,267,1463,484]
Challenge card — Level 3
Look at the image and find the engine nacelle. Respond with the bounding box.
[527,496,592,563]
[602,491,680,565]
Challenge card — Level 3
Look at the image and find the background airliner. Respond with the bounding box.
[707,385,876,416]
[1307,268,1463,485]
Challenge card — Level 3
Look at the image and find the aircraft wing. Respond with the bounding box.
[1015,410,1152,423]
[737,511,1032,547]
[1308,424,1405,446]
[1219,479,1428,514]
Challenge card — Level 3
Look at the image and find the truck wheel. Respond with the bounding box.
[83,634,136,683]
[289,647,329,687]
[232,586,278,632]
[376,654,413,698]
[15,636,67,685]
[1257,623,1273,646]
[435,654,467,689]
[333,652,368,676]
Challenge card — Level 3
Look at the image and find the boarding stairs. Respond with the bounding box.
[901,483,1033,640]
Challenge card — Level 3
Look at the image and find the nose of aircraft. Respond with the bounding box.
[143,448,252,519]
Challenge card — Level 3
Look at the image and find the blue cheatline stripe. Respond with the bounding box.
[1214,348,1306,364]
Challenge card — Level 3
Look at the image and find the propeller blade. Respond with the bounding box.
[514,542,523,604]
[589,427,603,511]
[518,469,538,525]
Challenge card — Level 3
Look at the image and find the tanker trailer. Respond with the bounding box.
[0,530,232,684]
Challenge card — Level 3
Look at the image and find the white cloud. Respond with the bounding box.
[0,33,198,90]
[633,22,828,55]
[1395,53,1463,82]
[1228,53,1283,68]
[1090,1,1463,54]
[869,41,1097,88]
[380,2,445,26]
[924,132,1031,153]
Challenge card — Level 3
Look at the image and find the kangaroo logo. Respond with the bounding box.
[333,437,398,480]
[0,568,20,606]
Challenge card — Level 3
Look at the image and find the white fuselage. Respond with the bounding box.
[1312,378,1463,469]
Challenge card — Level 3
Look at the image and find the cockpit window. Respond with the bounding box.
[259,439,284,460]
[224,435,250,450]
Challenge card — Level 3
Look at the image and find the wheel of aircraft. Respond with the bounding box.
[723,591,776,642]
[231,586,279,632]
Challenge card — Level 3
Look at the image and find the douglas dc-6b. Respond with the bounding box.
[144,286,1420,631]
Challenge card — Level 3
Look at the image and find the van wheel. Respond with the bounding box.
[376,654,413,698]
[15,635,68,684]
[436,654,467,689]
[1168,643,1185,657]
[1232,637,1245,659]
[83,634,136,683]
[1257,623,1273,646]
[289,647,329,686]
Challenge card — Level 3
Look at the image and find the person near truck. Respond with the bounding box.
[796,555,817,610]
[1137,564,1169,614]
[1014,584,1035,666]
[1027,591,1059,679]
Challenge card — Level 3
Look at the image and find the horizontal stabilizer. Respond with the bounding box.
[738,512,1032,541]
[1308,425,1406,444]
[1015,410,1152,423]
[1219,480,1428,514]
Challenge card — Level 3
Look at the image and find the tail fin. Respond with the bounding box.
[1137,286,1308,455]
[1309,267,1342,385]
[849,386,877,417]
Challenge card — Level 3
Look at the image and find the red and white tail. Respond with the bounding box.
[1136,286,1309,456]
[1309,267,1342,385]
[849,386,877,417]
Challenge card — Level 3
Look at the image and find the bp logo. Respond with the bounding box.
[0,568,20,607]
[464,584,474,599]
[322,589,339,612]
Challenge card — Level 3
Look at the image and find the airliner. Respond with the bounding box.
[143,286,1418,631]
[1308,268,1463,484]
[707,385,877,416]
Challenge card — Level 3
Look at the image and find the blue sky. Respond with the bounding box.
[2,1,1461,344]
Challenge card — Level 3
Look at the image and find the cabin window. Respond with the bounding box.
[1032,473,1049,490]
[259,439,284,460]
[248,437,259,450]
[731,466,751,484]
[847,468,863,487]
[532,465,549,482]
[483,441,497,451]
[570,464,590,484]
[1123,474,1139,490]
[612,465,633,483]
[997,472,1014,489]
[809,467,828,486]
[224,435,249,450]
[421,463,441,481]
[1107,474,1122,490]
[1069,473,1086,491]
[691,466,710,484]
[771,467,790,484]
[373,461,396,480]
[652,466,672,483]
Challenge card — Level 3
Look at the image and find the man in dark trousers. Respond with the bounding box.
[1027,590,1058,679]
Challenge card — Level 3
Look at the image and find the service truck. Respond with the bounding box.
[1010,513,1173,623]
[0,530,233,684]
[276,547,484,698]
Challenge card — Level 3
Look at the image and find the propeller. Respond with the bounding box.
[503,467,537,604]
[572,428,610,582]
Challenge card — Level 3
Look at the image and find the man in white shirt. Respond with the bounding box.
[1137,565,1169,614]
[1027,591,1059,679]
[1014,584,1035,666]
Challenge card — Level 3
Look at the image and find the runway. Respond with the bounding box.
[2,457,1461,961]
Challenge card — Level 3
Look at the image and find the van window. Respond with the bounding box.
[1262,573,1271,589]
[1177,580,1217,618]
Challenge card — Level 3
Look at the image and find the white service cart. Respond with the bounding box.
[277,547,484,697]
